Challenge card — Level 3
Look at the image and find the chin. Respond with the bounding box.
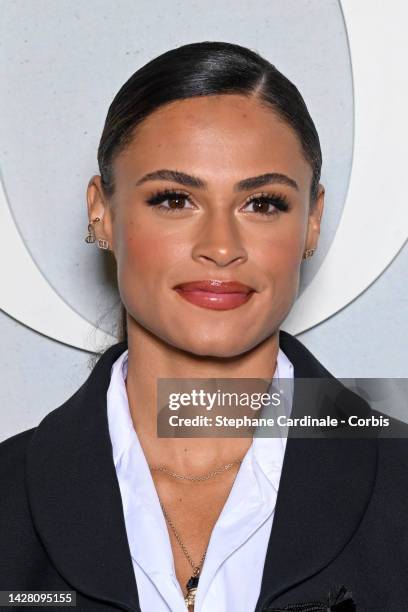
[173,332,256,359]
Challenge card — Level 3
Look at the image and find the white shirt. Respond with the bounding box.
[107,348,294,612]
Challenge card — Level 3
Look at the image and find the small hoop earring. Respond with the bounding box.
[302,248,315,260]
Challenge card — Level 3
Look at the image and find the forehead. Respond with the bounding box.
[114,94,312,190]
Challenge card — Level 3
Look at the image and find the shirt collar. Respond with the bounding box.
[106,346,294,599]
[107,346,294,479]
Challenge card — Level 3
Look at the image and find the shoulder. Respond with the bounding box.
[0,340,128,457]
[368,415,408,538]
[0,427,37,462]
[376,412,408,468]
[0,427,37,480]
[280,330,408,457]
[0,341,127,487]
[0,428,38,522]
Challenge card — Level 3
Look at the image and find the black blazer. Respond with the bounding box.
[1,330,408,611]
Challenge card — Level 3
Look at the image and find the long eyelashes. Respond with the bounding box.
[145,189,192,212]
[243,192,290,215]
[145,189,291,217]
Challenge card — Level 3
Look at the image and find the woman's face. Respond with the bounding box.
[89,94,323,357]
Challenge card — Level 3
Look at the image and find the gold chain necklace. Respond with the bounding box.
[160,501,206,609]
[160,502,208,608]
[155,459,243,608]
[150,459,242,482]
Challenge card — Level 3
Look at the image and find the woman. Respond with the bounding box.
[1,41,407,612]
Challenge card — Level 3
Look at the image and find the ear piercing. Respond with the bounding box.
[85,217,110,250]
[85,217,99,244]
[97,238,109,250]
[302,248,315,260]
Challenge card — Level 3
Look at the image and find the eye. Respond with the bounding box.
[241,192,290,217]
[145,189,195,213]
[144,189,291,217]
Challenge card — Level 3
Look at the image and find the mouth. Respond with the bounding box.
[173,280,256,311]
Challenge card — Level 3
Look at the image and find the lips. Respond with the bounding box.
[174,280,255,311]
[176,280,253,293]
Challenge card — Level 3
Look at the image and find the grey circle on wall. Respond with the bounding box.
[0,0,352,335]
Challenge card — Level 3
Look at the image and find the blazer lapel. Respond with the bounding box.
[25,341,140,612]
[255,331,378,611]
[25,331,378,612]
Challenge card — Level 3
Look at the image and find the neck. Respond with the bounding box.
[124,319,280,472]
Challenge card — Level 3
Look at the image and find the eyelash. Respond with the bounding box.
[145,189,290,217]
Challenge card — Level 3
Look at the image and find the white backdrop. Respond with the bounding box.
[1,0,407,442]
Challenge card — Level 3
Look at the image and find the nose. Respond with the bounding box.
[191,210,248,268]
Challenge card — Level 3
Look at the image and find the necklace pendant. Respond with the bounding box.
[184,574,199,608]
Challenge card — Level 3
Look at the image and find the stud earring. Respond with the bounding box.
[84,217,101,244]
[302,248,315,260]
[97,238,109,250]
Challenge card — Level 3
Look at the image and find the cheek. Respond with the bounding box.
[116,222,162,285]
[251,219,304,319]
[255,220,304,280]
[113,219,184,312]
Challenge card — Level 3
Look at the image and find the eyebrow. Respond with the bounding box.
[134,169,299,192]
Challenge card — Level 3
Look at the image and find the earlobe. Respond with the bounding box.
[84,217,101,243]
[85,175,114,251]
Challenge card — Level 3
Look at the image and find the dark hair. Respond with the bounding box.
[96,41,322,341]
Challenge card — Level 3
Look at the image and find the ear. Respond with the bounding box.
[304,184,325,252]
[86,175,115,252]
